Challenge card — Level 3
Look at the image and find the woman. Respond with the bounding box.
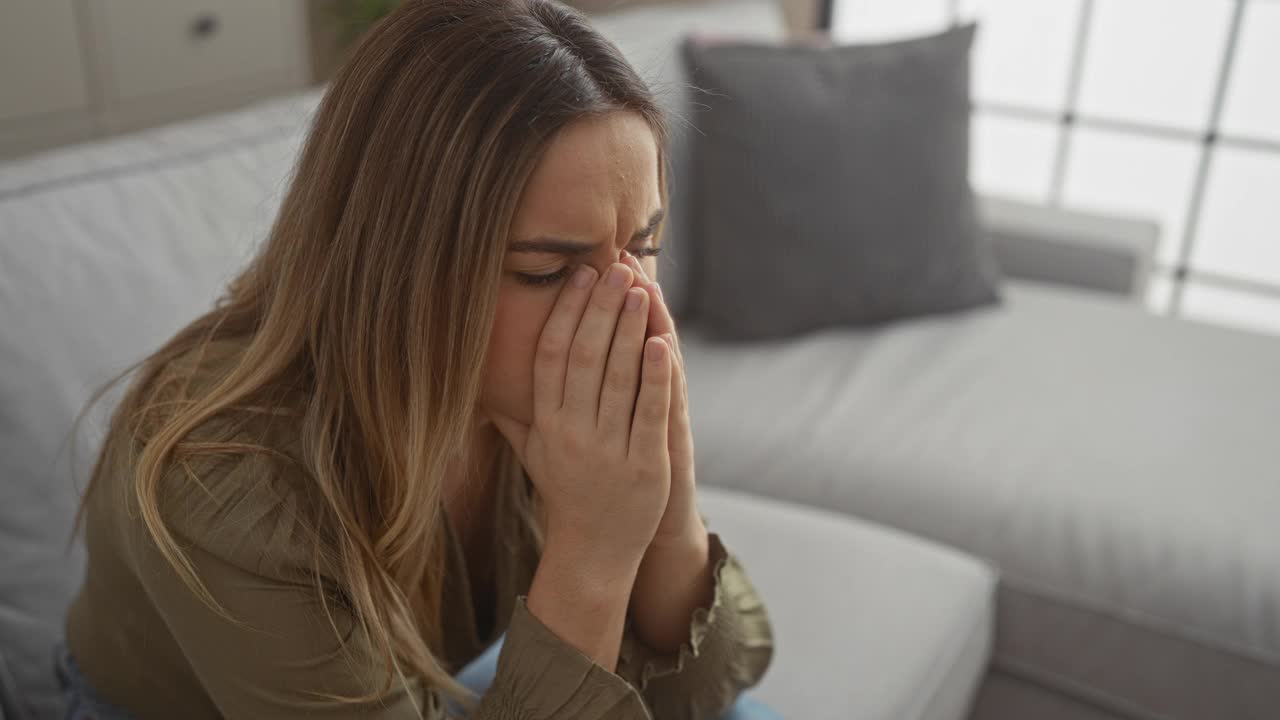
[58,0,776,718]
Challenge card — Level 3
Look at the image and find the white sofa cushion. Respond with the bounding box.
[698,486,995,720]
[681,281,1280,718]
[0,90,323,720]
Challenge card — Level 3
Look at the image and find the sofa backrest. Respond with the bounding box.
[0,90,320,720]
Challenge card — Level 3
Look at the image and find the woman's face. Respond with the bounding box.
[480,110,663,431]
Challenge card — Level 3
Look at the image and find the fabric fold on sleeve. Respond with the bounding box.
[474,596,652,720]
[615,532,775,720]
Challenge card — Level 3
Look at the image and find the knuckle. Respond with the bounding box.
[597,398,622,423]
[637,402,666,425]
[589,292,617,312]
[569,344,598,370]
[602,367,632,395]
[537,335,567,363]
[634,461,666,484]
[558,425,587,454]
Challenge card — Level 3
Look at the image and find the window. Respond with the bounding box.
[828,0,1280,338]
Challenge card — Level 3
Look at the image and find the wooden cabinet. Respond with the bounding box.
[0,1,90,122]
[0,0,311,160]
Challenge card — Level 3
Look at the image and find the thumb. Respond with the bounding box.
[489,411,529,464]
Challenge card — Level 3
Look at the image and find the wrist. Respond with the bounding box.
[628,527,717,652]
[634,526,711,597]
[542,523,644,593]
[648,512,709,552]
[528,538,638,671]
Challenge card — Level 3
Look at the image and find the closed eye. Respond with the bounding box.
[514,245,662,287]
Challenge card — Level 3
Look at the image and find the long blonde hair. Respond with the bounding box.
[71,0,669,712]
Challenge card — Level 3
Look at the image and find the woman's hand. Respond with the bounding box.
[619,251,704,546]
[491,261,674,573]
[618,251,716,654]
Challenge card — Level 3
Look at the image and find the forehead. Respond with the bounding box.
[511,111,661,238]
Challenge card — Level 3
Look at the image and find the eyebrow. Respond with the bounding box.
[509,208,665,255]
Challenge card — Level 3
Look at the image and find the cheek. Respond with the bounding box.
[482,288,557,416]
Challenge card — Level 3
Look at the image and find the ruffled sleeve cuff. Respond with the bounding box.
[615,532,775,716]
[474,596,651,719]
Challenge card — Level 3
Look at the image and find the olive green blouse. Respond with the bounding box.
[64,341,775,719]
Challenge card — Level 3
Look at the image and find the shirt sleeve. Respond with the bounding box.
[614,531,776,720]
[134,512,444,718]
[136,451,658,719]
[473,597,651,719]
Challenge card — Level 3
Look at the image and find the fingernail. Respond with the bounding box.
[607,265,628,287]
[647,338,665,361]
[573,265,594,288]
[625,288,643,311]
[655,283,664,301]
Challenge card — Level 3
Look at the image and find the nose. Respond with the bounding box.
[592,247,631,279]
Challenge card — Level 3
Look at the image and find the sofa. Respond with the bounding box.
[0,85,998,717]
[1,2,1277,720]
[0,86,1000,720]
[0,67,1003,720]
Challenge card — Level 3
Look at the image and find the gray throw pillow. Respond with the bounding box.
[682,23,1002,340]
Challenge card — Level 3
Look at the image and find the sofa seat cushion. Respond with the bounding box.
[698,486,996,720]
[682,281,1280,719]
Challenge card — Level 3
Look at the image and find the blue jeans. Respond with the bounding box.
[54,642,136,720]
[55,639,782,719]
[451,634,782,719]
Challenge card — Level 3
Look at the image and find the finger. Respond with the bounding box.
[663,331,686,405]
[670,331,689,409]
[663,332,691,448]
[630,336,671,458]
[533,264,598,422]
[599,287,650,445]
[619,252,690,414]
[621,251,676,343]
[564,262,634,420]
[622,251,680,407]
